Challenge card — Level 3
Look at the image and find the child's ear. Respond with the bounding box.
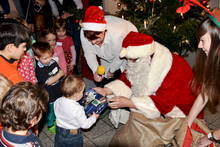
[5,43,15,52]
[30,115,41,127]
[34,56,39,61]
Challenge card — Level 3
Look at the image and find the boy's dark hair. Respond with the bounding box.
[0,82,49,131]
[83,30,103,41]
[61,75,85,98]
[0,20,30,50]
[32,41,53,57]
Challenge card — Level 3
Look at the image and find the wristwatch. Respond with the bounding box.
[207,132,220,144]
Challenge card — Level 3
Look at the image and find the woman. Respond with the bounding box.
[187,9,220,147]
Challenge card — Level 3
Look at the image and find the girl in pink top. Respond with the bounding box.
[40,29,67,73]
[54,19,76,75]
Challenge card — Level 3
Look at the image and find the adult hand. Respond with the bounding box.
[108,96,135,109]
[107,72,114,79]
[93,73,104,82]
[93,87,107,96]
[197,136,212,147]
[93,87,113,96]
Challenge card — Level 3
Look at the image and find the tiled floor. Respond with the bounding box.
[39,78,220,147]
[39,114,118,147]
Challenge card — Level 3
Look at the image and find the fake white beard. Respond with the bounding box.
[126,57,151,97]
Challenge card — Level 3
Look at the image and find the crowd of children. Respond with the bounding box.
[0,14,99,146]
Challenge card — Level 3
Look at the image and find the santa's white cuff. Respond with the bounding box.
[131,96,160,119]
[105,80,132,97]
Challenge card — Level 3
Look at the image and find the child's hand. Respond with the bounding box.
[45,76,57,85]
[92,112,99,119]
[46,70,65,85]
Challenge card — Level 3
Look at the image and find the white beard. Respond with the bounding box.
[126,57,151,97]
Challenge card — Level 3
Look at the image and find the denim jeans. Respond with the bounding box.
[54,126,83,147]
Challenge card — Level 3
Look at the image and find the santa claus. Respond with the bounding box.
[94,31,208,146]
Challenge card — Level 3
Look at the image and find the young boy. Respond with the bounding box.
[0,20,30,84]
[0,82,49,146]
[32,42,65,133]
[54,75,99,147]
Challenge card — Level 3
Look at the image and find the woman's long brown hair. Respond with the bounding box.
[191,18,220,110]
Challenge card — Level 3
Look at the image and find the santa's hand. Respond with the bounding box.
[93,87,113,96]
[93,73,104,82]
[93,87,106,96]
[197,136,212,147]
[108,96,135,109]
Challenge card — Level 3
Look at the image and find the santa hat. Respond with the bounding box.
[120,32,155,59]
[81,6,107,31]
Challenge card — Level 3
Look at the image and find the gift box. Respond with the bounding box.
[80,88,108,115]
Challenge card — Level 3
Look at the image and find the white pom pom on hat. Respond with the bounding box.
[81,6,107,32]
[120,31,155,59]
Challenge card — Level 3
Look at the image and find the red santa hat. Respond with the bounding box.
[81,6,107,31]
[120,32,155,59]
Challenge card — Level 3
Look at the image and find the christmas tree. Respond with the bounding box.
[118,0,207,56]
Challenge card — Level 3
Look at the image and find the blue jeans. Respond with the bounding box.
[54,126,83,147]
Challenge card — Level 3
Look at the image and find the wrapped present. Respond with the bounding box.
[80,88,108,115]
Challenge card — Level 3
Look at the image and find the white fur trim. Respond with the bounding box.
[131,96,160,119]
[145,42,173,94]
[165,106,186,118]
[82,23,107,31]
[120,41,155,59]
[120,48,128,58]
[104,80,132,97]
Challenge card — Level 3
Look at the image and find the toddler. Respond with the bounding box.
[32,42,64,133]
[40,29,67,73]
[0,82,49,146]
[54,18,76,75]
[54,75,99,147]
